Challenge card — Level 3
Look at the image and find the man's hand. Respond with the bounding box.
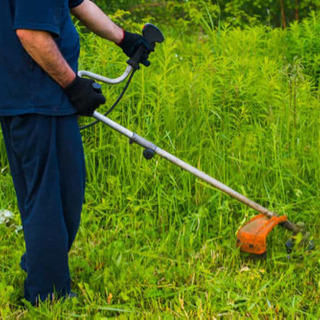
[118,31,153,67]
[64,76,106,116]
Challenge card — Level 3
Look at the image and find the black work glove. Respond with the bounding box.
[64,76,106,116]
[118,31,153,67]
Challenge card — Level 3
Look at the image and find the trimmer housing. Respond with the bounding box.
[236,214,288,254]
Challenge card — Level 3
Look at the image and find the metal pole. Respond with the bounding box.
[93,111,278,218]
[78,65,133,85]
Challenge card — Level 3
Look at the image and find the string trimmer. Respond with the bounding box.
[79,24,314,256]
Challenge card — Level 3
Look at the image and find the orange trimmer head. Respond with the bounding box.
[236,214,288,255]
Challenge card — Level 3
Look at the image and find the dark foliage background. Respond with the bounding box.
[94,0,320,28]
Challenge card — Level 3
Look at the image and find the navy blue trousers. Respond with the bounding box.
[0,114,85,304]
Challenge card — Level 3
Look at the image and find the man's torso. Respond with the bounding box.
[0,0,83,116]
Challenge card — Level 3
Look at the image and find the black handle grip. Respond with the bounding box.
[142,23,165,45]
[127,24,165,69]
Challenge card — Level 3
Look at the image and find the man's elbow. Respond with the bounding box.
[16,29,51,43]
[16,29,28,38]
[16,29,34,43]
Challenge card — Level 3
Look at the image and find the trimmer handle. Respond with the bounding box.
[127,23,165,69]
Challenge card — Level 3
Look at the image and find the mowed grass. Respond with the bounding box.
[0,16,320,319]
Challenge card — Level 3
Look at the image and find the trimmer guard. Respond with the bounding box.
[237,214,288,255]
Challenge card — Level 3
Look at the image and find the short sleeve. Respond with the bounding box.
[13,0,62,36]
[69,0,84,9]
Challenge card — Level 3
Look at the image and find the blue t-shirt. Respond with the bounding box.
[0,0,84,116]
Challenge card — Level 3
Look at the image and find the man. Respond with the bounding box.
[0,0,152,305]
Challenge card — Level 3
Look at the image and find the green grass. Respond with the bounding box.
[0,17,320,319]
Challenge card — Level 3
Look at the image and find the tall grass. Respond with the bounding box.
[0,15,320,318]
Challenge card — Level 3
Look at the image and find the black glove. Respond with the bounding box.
[64,76,106,116]
[118,31,153,67]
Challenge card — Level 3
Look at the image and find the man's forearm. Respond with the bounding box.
[71,0,123,44]
[16,29,76,88]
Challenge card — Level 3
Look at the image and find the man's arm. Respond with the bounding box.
[71,0,152,66]
[71,0,123,44]
[16,29,76,88]
[16,28,105,116]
